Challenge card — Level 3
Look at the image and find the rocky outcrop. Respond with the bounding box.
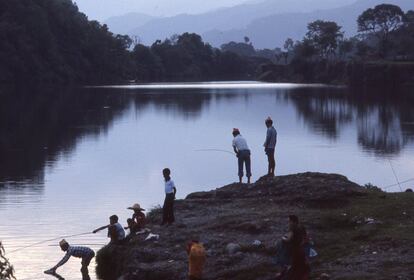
[96,172,414,280]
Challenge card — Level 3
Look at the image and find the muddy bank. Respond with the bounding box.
[96,172,414,280]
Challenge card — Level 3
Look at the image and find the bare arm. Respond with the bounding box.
[51,251,71,271]
[93,224,109,233]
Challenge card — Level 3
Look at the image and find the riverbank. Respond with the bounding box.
[96,172,414,280]
[258,61,414,89]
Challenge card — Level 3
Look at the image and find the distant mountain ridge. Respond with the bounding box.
[105,0,414,48]
[105,0,356,41]
[204,0,414,48]
[104,12,156,35]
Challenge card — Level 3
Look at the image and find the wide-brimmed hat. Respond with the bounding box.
[232,128,240,133]
[59,239,68,247]
[127,203,145,211]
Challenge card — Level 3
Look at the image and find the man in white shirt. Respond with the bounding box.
[232,128,252,184]
[162,168,177,225]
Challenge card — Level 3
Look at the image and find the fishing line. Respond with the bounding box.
[194,149,234,155]
[388,159,403,192]
[7,232,92,254]
[384,177,414,189]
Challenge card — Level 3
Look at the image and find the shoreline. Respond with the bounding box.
[95,172,414,280]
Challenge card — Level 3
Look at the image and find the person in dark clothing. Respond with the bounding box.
[264,117,277,177]
[162,168,177,225]
[275,215,310,280]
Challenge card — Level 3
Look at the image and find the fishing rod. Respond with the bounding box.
[384,177,414,189]
[388,159,403,192]
[194,149,235,155]
[7,231,92,254]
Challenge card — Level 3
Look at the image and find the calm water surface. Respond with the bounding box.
[1,82,414,279]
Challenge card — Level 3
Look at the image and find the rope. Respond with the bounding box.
[7,232,92,254]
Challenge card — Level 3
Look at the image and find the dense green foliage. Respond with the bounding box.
[130,33,267,82]
[260,4,414,86]
[0,0,132,84]
[0,1,268,84]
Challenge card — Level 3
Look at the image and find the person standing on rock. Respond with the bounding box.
[264,116,277,177]
[232,128,252,184]
[162,168,177,225]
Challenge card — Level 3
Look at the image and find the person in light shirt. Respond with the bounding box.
[162,168,177,225]
[232,128,252,184]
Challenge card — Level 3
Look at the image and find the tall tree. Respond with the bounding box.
[305,20,343,58]
[283,38,294,64]
[357,4,404,57]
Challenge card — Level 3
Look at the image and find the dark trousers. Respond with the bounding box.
[162,193,175,224]
[266,148,275,174]
[238,150,251,177]
[81,251,95,280]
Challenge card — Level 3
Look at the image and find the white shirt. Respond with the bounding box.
[232,134,249,151]
[165,179,175,194]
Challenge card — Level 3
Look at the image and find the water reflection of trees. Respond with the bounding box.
[0,87,239,190]
[1,85,413,193]
[0,87,129,189]
[288,87,414,155]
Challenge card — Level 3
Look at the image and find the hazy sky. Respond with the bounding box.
[74,0,251,21]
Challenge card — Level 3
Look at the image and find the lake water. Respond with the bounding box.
[1,82,414,280]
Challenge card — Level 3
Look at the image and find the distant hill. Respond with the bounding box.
[104,12,156,35]
[203,0,414,48]
[118,0,413,48]
[125,0,356,44]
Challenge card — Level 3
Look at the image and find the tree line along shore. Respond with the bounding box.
[1,1,414,88]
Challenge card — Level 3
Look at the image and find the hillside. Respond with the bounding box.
[125,0,356,45]
[121,0,413,48]
[0,0,131,84]
[204,0,414,48]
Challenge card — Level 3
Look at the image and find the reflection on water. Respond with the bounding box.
[0,83,414,280]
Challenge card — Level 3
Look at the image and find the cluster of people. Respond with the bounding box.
[44,117,316,280]
[232,117,277,183]
[44,168,180,278]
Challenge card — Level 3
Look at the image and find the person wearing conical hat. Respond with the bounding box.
[125,203,146,235]
[232,128,252,184]
[44,239,95,279]
[264,117,277,177]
